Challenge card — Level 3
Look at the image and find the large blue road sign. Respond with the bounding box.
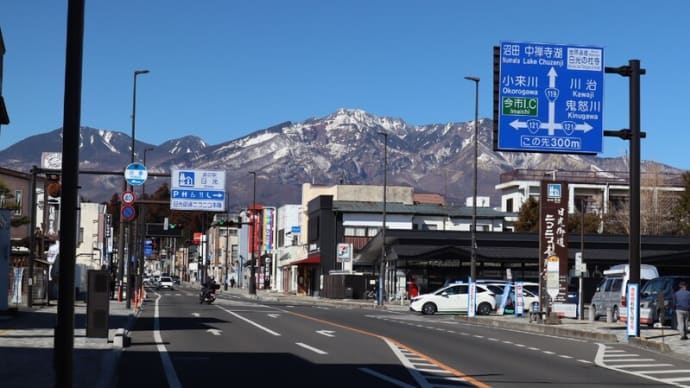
[497,41,604,154]
[171,169,226,211]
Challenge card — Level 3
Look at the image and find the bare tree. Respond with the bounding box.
[601,165,680,235]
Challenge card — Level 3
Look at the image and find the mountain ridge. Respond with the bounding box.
[0,109,681,209]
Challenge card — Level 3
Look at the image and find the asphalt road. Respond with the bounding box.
[116,286,684,388]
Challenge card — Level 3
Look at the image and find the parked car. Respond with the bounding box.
[481,282,540,313]
[590,264,658,321]
[157,276,175,290]
[639,276,690,327]
[409,283,495,316]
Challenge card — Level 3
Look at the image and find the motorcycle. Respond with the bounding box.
[199,284,219,304]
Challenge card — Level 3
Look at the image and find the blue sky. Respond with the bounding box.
[1,1,689,169]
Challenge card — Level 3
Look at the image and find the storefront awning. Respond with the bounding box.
[292,254,320,265]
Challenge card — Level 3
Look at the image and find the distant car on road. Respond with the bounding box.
[409,283,495,316]
[157,276,174,290]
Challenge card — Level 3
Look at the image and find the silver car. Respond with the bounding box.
[157,276,174,290]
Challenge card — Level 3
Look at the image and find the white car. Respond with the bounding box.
[157,276,174,290]
[409,283,495,315]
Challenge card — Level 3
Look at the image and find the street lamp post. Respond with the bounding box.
[225,195,230,291]
[377,131,388,306]
[138,146,153,283]
[248,171,257,295]
[119,69,148,309]
[464,76,480,282]
[142,147,153,196]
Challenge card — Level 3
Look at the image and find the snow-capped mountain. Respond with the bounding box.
[0,108,680,208]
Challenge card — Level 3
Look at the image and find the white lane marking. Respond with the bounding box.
[316,330,336,337]
[216,305,281,336]
[594,343,685,387]
[639,370,690,374]
[605,353,639,357]
[267,313,280,318]
[206,328,222,336]
[296,342,327,355]
[192,312,200,317]
[153,293,183,388]
[614,364,674,368]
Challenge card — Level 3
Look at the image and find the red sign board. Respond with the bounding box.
[193,232,202,245]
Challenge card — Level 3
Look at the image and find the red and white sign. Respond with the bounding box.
[121,205,136,221]
[121,190,136,205]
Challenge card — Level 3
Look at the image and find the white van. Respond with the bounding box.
[590,264,658,321]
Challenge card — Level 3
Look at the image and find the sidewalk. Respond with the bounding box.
[218,285,690,362]
[0,298,137,388]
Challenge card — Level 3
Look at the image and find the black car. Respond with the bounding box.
[171,275,181,285]
[639,276,690,328]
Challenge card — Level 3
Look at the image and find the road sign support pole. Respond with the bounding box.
[605,60,645,337]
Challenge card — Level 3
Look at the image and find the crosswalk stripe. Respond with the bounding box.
[614,364,674,368]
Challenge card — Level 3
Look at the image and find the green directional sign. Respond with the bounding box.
[502,97,538,116]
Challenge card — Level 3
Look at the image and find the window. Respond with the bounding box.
[610,278,623,292]
[367,227,379,237]
[14,190,22,216]
[507,198,514,212]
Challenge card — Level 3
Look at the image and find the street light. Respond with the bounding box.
[131,69,149,165]
[464,76,479,282]
[141,146,154,196]
[138,146,154,283]
[118,68,149,308]
[248,171,257,295]
[377,131,388,306]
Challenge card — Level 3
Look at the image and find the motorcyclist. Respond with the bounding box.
[201,277,217,301]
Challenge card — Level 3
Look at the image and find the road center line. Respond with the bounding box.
[283,309,491,388]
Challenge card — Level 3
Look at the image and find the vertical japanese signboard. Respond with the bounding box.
[540,181,569,303]
[497,41,604,154]
[262,207,275,253]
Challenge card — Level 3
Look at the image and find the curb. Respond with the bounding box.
[628,336,672,353]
